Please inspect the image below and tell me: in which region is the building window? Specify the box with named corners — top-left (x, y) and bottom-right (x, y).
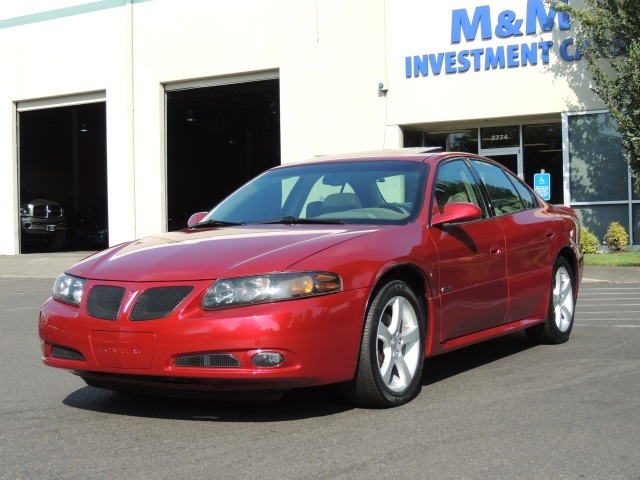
top-left (633, 205), bottom-right (640, 247)
top-left (566, 111), bottom-right (637, 247)
top-left (572, 204), bottom-right (630, 246)
top-left (523, 124), bottom-right (563, 205)
top-left (403, 130), bottom-right (424, 148)
top-left (568, 113), bottom-right (627, 203)
top-left (421, 129), bottom-right (478, 153)
top-left (480, 126), bottom-right (519, 149)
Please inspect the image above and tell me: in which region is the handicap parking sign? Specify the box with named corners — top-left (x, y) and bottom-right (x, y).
top-left (534, 172), bottom-right (551, 201)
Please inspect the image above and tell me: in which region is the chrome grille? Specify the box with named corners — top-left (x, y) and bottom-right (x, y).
top-left (32, 205), bottom-right (63, 219)
top-left (174, 354), bottom-right (241, 368)
top-left (86, 285), bottom-right (126, 320)
top-left (51, 346), bottom-right (86, 361)
top-left (130, 286), bottom-right (194, 321)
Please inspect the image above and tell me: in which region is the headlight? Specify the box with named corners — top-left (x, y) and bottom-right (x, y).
top-left (202, 272), bottom-right (342, 310)
top-left (52, 274), bottom-right (87, 307)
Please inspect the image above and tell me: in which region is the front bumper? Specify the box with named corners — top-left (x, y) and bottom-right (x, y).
top-left (39, 279), bottom-right (368, 392)
top-left (22, 219), bottom-right (67, 234)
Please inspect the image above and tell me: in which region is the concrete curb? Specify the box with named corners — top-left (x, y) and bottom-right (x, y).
top-left (582, 266), bottom-right (640, 284)
top-left (582, 277), bottom-right (612, 284)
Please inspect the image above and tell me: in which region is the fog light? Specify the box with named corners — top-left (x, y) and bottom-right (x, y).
top-left (251, 352), bottom-right (284, 367)
top-left (40, 340), bottom-right (46, 356)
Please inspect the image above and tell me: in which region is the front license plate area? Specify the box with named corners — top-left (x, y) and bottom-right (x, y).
top-left (90, 331), bottom-right (156, 369)
top-left (46, 225), bottom-right (56, 232)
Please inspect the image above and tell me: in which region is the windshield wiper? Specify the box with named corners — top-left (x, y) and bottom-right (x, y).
top-left (189, 219), bottom-right (246, 229)
top-left (262, 216), bottom-right (345, 225)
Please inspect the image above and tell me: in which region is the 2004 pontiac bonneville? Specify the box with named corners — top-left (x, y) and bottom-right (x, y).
top-left (39, 151), bottom-right (583, 407)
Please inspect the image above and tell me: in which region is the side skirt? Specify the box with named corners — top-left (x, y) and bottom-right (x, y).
top-left (427, 317), bottom-right (545, 357)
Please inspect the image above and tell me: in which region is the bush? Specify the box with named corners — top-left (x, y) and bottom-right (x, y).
top-left (580, 227), bottom-right (600, 254)
top-left (604, 222), bottom-right (629, 252)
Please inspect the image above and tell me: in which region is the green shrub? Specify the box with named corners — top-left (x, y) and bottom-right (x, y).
top-left (604, 222), bottom-right (629, 252)
top-left (580, 227), bottom-right (599, 254)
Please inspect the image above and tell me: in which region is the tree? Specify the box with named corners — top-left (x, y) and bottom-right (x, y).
top-left (551, 0), bottom-right (640, 192)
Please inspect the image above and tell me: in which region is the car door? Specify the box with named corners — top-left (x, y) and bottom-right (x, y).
top-left (470, 160), bottom-right (558, 323)
top-left (429, 159), bottom-right (508, 342)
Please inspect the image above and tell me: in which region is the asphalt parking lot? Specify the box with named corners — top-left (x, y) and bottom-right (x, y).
top-left (1, 253), bottom-right (639, 479)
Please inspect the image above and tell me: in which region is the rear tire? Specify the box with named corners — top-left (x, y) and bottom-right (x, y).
top-left (342, 280), bottom-right (425, 408)
top-left (526, 257), bottom-right (575, 344)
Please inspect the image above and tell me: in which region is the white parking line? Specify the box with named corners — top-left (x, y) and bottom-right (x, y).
top-left (577, 285), bottom-right (640, 328)
top-left (581, 289), bottom-right (640, 292)
top-left (580, 287), bottom-right (640, 290)
top-left (576, 324), bottom-right (640, 328)
top-left (4, 306), bottom-right (41, 312)
top-left (578, 304), bottom-right (640, 308)
top-left (585, 315), bottom-right (640, 323)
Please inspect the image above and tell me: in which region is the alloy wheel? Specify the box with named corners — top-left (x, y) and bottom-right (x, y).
top-left (376, 296), bottom-right (421, 392)
top-left (553, 265), bottom-right (574, 332)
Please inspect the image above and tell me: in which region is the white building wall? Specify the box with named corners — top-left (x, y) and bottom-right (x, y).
top-left (1, 0), bottom-right (388, 253)
top-left (0, 2), bottom-right (136, 254)
top-left (0, 0), bottom-right (605, 254)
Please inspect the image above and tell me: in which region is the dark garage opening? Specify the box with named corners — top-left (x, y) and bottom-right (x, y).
top-left (18, 102), bottom-right (108, 252)
top-left (166, 79), bottom-right (280, 230)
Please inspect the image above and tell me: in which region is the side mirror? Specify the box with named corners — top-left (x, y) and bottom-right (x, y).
top-left (431, 202), bottom-right (482, 227)
top-left (187, 212), bottom-right (208, 228)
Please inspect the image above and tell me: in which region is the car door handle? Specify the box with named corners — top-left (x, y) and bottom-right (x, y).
top-left (490, 244), bottom-right (503, 256)
top-left (545, 228), bottom-right (555, 239)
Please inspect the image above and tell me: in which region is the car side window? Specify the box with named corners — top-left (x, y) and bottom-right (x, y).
top-left (470, 160), bottom-right (524, 216)
top-left (434, 159), bottom-right (487, 217)
top-left (508, 173), bottom-right (537, 209)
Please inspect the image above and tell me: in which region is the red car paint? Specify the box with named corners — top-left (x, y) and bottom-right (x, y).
top-left (39, 152), bottom-right (583, 404)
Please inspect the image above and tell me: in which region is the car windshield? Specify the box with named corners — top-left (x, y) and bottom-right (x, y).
top-left (202, 160), bottom-right (428, 225)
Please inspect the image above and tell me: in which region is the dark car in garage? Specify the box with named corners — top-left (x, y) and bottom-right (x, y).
top-left (20, 190), bottom-right (67, 250)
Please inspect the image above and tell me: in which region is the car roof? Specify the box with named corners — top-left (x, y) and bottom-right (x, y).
top-left (315, 147), bottom-right (443, 160)
top-left (272, 148), bottom-right (488, 170)
top-left (272, 148), bottom-right (449, 169)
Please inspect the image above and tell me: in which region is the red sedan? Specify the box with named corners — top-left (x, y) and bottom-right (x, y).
top-left (39, 151), bottom-right (583, 407)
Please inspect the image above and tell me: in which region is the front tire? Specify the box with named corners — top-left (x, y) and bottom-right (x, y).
top-left (526, 257), bottom-right (575, 344)
top-left (343, 280), bottom-right (425, 408)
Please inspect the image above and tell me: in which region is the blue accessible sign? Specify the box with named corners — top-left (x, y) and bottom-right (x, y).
top-left (534, 172), bottom-right (551, 201)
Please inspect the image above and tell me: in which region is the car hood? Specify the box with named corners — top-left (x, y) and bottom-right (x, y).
top-left (67, 224), bottom-right (382, 282)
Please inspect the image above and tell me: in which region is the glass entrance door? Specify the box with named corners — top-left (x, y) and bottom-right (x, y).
top-left (479, 125), bottom-right (523, 178)
top-left (479, 148), bottom-right (523, 178)
top-left (484, 153), bottom-right (518, 175)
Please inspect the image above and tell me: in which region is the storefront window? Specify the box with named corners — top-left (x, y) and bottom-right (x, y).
top-left (423, 129), bottom-right (478, 153)
top-left (633, 205), bottom-right (640, 248)
top-left (480, 126), bottom-right (519, 149)
top-left (403, 130), bottom-right (424, 148)
top-left (523, 124), bottom-right (563, 205)
top-left (574, 204), bottom-right (629, 248)
top-left (569, 113), bottom-right (627, 202)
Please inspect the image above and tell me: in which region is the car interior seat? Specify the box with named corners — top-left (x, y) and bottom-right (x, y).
top-left (446, 191), bottom-right (469, 203)
top-left (305, 201), bottom-right (322, 217)
top-left (319, 192), bottom-right (362, 214)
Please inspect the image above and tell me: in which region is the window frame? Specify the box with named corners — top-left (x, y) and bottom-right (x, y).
top-left (430, 158), bottom-right (490, 224)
